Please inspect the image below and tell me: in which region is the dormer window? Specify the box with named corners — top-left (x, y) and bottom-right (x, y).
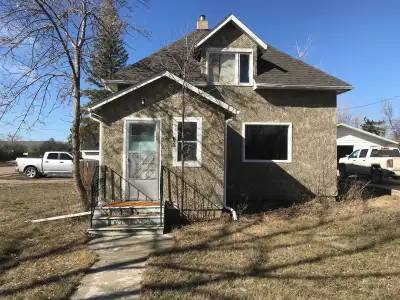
top-left (207, 48), bottom-right (253, 86)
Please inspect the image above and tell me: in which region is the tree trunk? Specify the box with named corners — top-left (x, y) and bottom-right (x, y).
top-left (72, 47), bottom-right (89, 211)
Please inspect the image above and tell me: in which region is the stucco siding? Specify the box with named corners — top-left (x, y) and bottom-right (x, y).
top-left (201, 24), bottom-right (338, 209)
top-left (98, 78), bottom-right (226, 208)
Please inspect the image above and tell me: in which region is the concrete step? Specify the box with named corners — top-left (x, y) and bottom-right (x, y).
top-left (93, 214), bottom-right (163, 226)
top-left (87, 225), bottom-right (164, 236)
top-left (96, 201), bottom-right (163, 216)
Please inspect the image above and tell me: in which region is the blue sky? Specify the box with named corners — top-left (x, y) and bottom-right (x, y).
top-left (1, 0), bottom-right (399, 141)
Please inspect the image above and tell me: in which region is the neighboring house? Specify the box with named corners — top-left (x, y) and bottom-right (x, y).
top-left (337, 123), bottom-right (399, 164)
top-left (88, 14), bottom-right (353, 213)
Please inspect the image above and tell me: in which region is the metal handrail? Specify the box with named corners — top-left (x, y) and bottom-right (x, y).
top-left (160, 165), bottom-right (221, 220)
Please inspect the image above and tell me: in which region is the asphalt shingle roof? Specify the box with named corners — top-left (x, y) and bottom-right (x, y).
top-left (111, 25), bottom-right (351, 90)
top-left (112, 30), bottom-right (209, 83)
top-left (256, 46), bottom-right (351, 87)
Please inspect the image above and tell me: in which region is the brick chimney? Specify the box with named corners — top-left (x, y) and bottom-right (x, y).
top-left (197, 15), bottom-right (208, 30)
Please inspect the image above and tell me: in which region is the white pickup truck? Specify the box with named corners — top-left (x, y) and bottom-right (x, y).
top-left (338, 147), bottom-right (400, 183)
top-left (15, 152), bottom-right (74, 178)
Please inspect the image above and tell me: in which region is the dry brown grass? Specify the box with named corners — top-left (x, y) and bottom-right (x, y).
top-left (142, 197), bottom-right (400, 300)
top-left (0, 182), bottom-right (96, 300)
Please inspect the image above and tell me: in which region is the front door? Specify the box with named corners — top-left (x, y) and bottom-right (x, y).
top-left (125, 119), bottom-right (160, 200)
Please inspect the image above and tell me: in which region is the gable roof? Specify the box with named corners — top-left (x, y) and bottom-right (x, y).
top-left (108, 15), bottom-right (352, 94)
top-left (195, 14), bottom-right (268, 50)
top-left (255, 46), bottom-right (353, 93)
top-left (89, 71), bottom-right (239, 115)
top-left (337, 123), bottom-right (399, 145)
top-left (108, 30), bottom-right (209, 83)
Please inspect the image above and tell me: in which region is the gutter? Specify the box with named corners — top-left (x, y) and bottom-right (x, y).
top-left (224, 118), bottom-right (238, 221)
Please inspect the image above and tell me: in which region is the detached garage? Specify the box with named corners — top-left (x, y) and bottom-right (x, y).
top-left (337, 123), bottom-right (399, 163)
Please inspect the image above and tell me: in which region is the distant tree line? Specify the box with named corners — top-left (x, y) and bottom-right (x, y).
top-left (0, 138), bottom-right (69, 162)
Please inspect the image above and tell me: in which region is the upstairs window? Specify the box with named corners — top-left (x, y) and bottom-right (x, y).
top-left (207, 49), bottom-right (253, 85)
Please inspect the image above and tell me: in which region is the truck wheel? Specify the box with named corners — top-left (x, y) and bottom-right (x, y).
top-left (339, 165), bottom-right (347, 179)
top-left (24, 166), bottom-right (38, 179)
top-left (371, 168), bottom-right (382, 184)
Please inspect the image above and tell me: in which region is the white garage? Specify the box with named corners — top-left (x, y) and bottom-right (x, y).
top-left (337, 123), bottom-right (399, 163)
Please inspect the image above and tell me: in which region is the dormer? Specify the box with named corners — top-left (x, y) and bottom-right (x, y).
top-left (195, 14), bottom-right (267, 87)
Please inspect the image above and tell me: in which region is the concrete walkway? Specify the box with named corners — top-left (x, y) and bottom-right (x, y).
top-left (71, 234), bottom-right (174, 300)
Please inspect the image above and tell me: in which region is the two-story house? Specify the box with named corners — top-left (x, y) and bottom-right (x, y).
top-left (88, 14), bottom-right (353, 233)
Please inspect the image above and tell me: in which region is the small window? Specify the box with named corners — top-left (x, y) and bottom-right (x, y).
top-left (60, 153), bottom-right (72, 160)
top-left (359, 149), bottom-right (368, 158)
top-left (173, 117), bottom-right (202, 167)
top-left (349, 150), bottom-right (360, 158)
top-left (243, 123), bottom-right (292, 162)
top-left (239, 54), bottom-right (250, 83)
top-left (207, 49), bottom-right (252, 85)
top-left (47, 153), bottom-right (58, 160)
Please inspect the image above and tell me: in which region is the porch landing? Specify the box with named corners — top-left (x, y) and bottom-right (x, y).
top-left (102, 201), bottom-right (160, 207)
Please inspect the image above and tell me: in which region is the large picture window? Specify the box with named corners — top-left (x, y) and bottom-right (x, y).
top-left (207, 48), bottom-right (253, 85)
top-left (243, 123), bottom-right (292, 162)
top-left (173, 117), bottom-right (202, 167)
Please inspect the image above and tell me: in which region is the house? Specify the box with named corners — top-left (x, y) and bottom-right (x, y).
top-left (88, 14), bottom-right (353, 231)
top-left (337, 123), bottom-right (399, 163)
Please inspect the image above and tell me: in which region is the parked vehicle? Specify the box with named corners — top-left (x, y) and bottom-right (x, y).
top-left (338, 147), bottom-right (400, 183)
top-left (15, 152), bottom-right (73, 178)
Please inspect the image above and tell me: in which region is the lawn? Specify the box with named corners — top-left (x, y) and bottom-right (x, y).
top-left (142, 196), bottom-right (400, 300)
top-left (0, 182), bottom-right (96, 300)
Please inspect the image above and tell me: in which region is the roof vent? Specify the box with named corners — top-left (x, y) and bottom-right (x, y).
top-left (197, 15), bottom-right (208, 30)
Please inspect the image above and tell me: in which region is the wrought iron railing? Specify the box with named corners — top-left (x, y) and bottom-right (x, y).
top-left (160, 165), bottom-right (221, 220)
top-left (90, 165), bottom-right (161, 227)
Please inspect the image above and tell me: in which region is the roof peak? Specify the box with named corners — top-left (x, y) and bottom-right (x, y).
top-left (196, 14), bottom-right (268, 50)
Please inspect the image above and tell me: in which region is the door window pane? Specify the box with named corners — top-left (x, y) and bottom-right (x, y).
top-left (239, 54), bottom-right (250, 83)
top-left (47, 153), bottom-right (58, 160)
top-left (245, 125), bottom-right (289, 161)
top-left (60, 153), bottom-right (72, 160)
top-left (129, 123), bottom-right (156, 151)
top-left (349, 150), bottom-right (360, 158)
top-left (359, 149), bottom-right (368, 158)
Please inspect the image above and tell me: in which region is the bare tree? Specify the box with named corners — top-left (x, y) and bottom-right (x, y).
top-left (0, 0), bottom-right (148, 210)
top-left (295, 35), bottom-right (312, 61)
top-left (382, 100), bottom-right (400, 141)
top-left (337, 108), bottom-right (353, 125)
top-left (160, 29), bottom-right (203, 210)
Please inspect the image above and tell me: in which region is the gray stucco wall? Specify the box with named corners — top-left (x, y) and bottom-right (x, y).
top-left (97, 78), bottom-right (226, 209)
top-left (200, 23), bottom-right (338, 210)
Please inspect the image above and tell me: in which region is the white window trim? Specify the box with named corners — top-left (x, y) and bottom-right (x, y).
top-left (242, 122), bottom-right (293, 163)
top-left (172, 117), bottom-right (202, 167)
top-left (206, 47), bottom-right (254, 87)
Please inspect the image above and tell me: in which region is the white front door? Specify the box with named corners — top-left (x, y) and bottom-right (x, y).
top-left (125, 119), bottom-right (160, 200)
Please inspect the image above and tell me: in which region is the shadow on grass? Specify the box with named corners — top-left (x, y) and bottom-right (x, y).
top-left (140, 205), bottom-right (400, 299)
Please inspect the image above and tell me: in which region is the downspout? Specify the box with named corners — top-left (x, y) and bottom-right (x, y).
top-left (224, 118), bottom-right (237, 221)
